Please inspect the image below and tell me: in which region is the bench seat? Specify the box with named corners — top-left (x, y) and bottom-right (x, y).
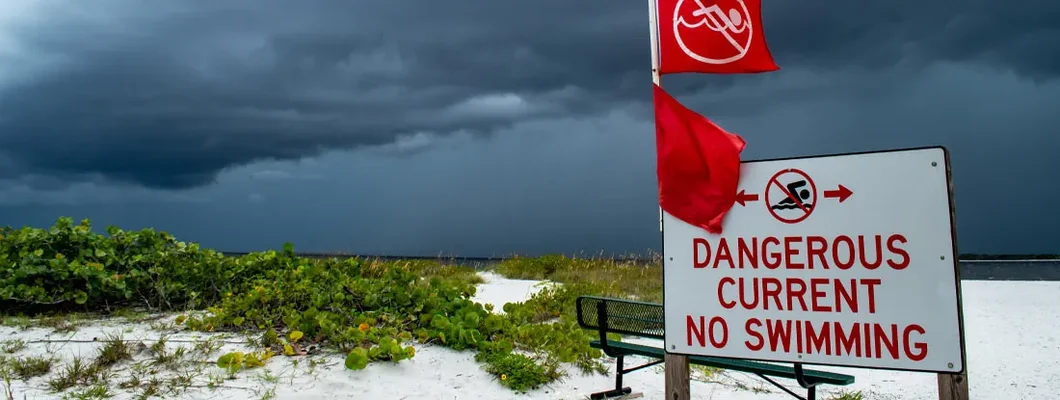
top-left (589, 339), bottom-right (855, 386)
top-left (575, 295), bottom-right (855, 400)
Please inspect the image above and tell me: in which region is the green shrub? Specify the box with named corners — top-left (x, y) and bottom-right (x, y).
top-left (0, 217), bottom-right (245, 311)
top-left (479, 350), bottom-right (560, 392)
top-left (0, 217), bottom-right (629, 392)
top-left (494, 254), bottom-right (662, 302)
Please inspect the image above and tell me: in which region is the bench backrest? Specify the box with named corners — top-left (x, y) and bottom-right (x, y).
top-left (576, 295), bottom-right (665, 340)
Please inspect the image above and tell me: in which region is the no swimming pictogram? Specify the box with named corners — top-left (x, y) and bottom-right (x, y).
top-left (765, 168), bottom-right (816, 224)
top-left (672, 0), bottom-right (754, 65)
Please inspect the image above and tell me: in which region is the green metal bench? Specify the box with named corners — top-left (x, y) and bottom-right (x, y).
top-left (575, 295), bottom-right (855, 400)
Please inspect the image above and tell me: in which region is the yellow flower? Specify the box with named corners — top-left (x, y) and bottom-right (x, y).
top-left (358, 323), bottom-right (369, 332)
top-left (501, 374), bottom-right (507, 381)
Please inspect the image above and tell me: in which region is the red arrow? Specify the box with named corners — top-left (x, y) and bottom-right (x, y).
top-left (823, 184), bottom-right (853, 203)
top-left (735, 190), bottom-right (759, 206)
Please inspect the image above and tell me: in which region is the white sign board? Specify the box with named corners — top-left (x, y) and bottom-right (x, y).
top-left (663, 146), bottom-right (966, 374)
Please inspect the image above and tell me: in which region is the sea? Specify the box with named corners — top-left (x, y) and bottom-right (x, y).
top-left (221, 252), bottom-right (1060, 281)
top-left (959, 260), bottom-right (1060, 281)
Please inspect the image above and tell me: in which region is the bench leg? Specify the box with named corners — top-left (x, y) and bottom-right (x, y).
top-left (590, 355), bottom-right (633, 400)
top-left (755, 373), bottom-right (817, 400)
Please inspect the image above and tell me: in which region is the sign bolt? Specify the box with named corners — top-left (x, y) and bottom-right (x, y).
top-left (948, 362), bottom-right (954, 368)
top-left (671, 345), bottom-right (675, 350)
top-left (941, 255), bottom-right (946, 260)
top-left (932, 161), bottom-right (937, 167)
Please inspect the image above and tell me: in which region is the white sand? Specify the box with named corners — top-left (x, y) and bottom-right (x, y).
top-left (1, 276), bottom-right (1057, 399)
top-left (470, 271), bottom-right (555, 314)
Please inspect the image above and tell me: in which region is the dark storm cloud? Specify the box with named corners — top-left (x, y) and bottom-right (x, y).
top-left (0, 0), bottom-right (1057, 189)
top-left (763, 0), bottom-right (1060, 79)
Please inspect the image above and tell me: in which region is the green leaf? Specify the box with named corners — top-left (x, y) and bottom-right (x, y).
top-left (344, 348), bottom-right (368, 370)
top-left (74, 291), bottom-right (88, 305)
top-left (430, 315), bottom-right (451, 330)
top-left (367, 346), bottom-right (382, 359)
top-left (217, 352), bottom-right (245, 370)
top-left (463, 312), bottom-right (481, 327)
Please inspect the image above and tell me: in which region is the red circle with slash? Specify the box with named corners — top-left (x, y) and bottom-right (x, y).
top-left (765, 168), bottom-right (817, 224)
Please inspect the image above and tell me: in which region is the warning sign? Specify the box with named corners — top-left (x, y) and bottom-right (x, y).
top-left (671, 0), bottom-right (754, 65)
top-left (662, 146), bottom-right (966, 374)
top-left (765, 168), bottom-right (818, 224)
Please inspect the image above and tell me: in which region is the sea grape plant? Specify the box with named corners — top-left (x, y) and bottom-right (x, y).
top-left (0, 217), bottom-right (607, 392)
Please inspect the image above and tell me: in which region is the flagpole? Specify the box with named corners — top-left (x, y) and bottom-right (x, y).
top-left (649, 0), bottom-right (663, 235)
top-left (649, 0), bottom-right (661, 87)
top-left (650, 0), bottom-right (691, 399)
top-left (649, 0), bottom-right (662, 236)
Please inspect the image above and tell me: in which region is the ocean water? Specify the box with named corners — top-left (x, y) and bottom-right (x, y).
top-left (222, 252), bottom-right (1060, 280)
top-left (959, 260), bottom-right (1060, 281)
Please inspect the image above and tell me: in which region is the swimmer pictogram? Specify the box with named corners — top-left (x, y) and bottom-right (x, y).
top-left (673, 0), bottom-right (754, 65)
top-left (762, 169), bottom-right (854, 224)
top-left (764, 168), bottom-right (817, 224)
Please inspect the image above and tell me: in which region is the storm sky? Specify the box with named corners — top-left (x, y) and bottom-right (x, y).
top-left (1, 0), bottom-right (1058, 256)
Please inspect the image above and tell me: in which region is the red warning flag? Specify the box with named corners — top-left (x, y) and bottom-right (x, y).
top-left (653, 83), bottom-right (745, 234)
top-left (656, 0), bottom-right (779, 74)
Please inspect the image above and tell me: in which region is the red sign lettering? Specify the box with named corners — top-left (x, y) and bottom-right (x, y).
top-left (691, 234), bottom-right (910, 270)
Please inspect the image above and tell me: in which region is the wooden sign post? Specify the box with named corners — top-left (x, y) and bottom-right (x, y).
top-left (938, 373), bottom-right (970, 400)
top-left (664, 353), bottom-right (690, 400)
top-left (938, 151), bottom-right (971, 400)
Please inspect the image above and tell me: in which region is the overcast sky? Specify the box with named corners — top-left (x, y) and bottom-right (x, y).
top-left (1, 0), bottom-right (1058, 256)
